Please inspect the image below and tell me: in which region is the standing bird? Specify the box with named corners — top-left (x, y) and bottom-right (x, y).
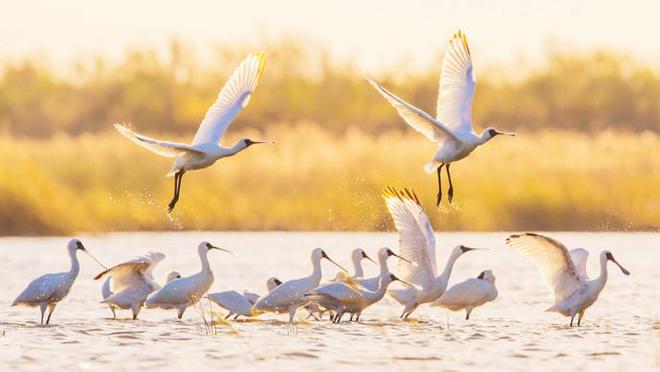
top-left (95, 252), bottom-right (178, 320)
top-left (506, 233), bottom-right (630, 327)
top-left (355, 247), bottom-right (413, 291)
top-left (306, 272), bottom-right (415, 323)
top-left (12, 239), bottom-right (106, 325)
top-left (432, 270), bottom-right (498, 320)
top-left (114, 52), bottom-right (273, 212)
top-left (366, 31), bottom-right (514, 205)
top-left (207, 277), bottom-right (282, 320)
top-left (252, 248), bottom-right (348, 323)
top-left (383, 187), bottom-right (482, 318)
top-left (348, 248), bottom-right (377, 279)
top-left (145, 242), bottom-right (232, 319)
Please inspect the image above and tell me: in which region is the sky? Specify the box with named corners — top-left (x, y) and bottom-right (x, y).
top-left (1, 0), bottom-right (659, 73)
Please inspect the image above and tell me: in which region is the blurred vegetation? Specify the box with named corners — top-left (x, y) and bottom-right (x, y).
top-left (0, 40), bottom-right (658, 234)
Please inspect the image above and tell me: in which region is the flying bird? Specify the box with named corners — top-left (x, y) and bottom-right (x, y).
top-left (12, 239), bottom-right (106, 325)
top-left (382, 187), bottom-right (482, 318)
top-left (506, 233), bottom-right (630, 327)
top-left (366, 31), bottom-right (514, 205)
top-left (432, 269), bottom-right (498, 320)
top-left (114, 52), bottom-right (273, 212)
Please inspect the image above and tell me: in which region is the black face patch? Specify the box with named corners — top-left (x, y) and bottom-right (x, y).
top-left (606, 252), bottom-right (614, 260)
top-left (76, 241), bottom-right (84, 250)
top-left (489, 129), bottom-right (498, 137)
top-left (477, 272), bottom-right (486, 280)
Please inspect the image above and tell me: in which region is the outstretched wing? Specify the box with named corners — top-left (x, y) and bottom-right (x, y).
top-left (569, 248), bottom-right (590, 280)
top-left (114, 124), bottom-right (203, 157)
top-left (366, 77), bottom-right (457, 143)
top-left (94, 252), bottom-right (165, 293)
top-left (383, 187), bottom-right (436, 288)
top-left (192, 52), bottom-right (266, 145)
top-left (506, 233), bottom-right (581, 303)
top-left (436, 30), bottom-right (476, 134)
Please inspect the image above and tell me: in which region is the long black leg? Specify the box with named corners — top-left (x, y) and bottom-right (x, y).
top-left (168, 171), bottom-right (185, 213)
top-left (436, 164), bottom-right (444, 206)
top-left (446, 163), bottom-right (454, 203)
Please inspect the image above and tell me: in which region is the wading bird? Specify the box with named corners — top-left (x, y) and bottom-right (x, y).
top-left (145, 242), bottom-right (232, 319)
top-left (432, 270), bottom-right (498, 320)
top-left (12, 239), bottom-right (106, 325)
top-left (252, 248), bottom-right (348, 322)
top-left (506, 233), bottom-right (630, 327)
top-left (114, 52), bottom-right (273, 212)
top-left (207, 277), bottom-right (282, 320)
top-left (307, 272), bottom-right (414, 323)
top-left (346, 248), bottom-right (376, 279)
top-left (355, 247), bottom-right (413, 291)
top-left (383, 187), bottom-right (482, 318)
top-left (366, 31), bottom-right (514, 205)
top-left (95, 252), bottom-right (180, 320)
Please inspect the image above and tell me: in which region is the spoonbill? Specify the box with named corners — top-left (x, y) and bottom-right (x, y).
top-left (252, 248), bottom-right (348, 322)
top-left (348, 248), bottom-right (377, 278)
top-left (145, 242), bottom-right (232, 319)
top-left (306, 272), bottom-right (414, 323)
top-left (102, 272), bottom-right (181, 318)
top-left (506, 233), bottom-right (630, 327)
top-left (207, 277), bottom-right (282, 320)
top-left (383, 187), bottom-right (482, 318)
top-left (114, 51), bottom-right (273, 212)
top-left (366, 31), bottom-right (514, 206)
top-left (432, 270), bottom-right (498, 320)
top-left (354, 247), bottom-right (413, 291)
top-left (11, 239), bottom-right (106, 325)
top-left (95, 252), bottom-right (177, 320)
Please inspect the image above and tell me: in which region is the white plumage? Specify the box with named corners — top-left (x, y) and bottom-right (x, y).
top-left (114, 52), bottom-right (273, 212)
top-left (506, 233), bottom-right (630, 326)
top-left (354, 247), bottom-right (412, 292)
top-left (207, 277), bottom-right (282, 319)
top-left (432, 270), bottom-right (498, 320)
top-left (367, 31), bottom-right (514, 205)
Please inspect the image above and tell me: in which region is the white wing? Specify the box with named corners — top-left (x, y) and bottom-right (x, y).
top-left (101, 277), bottom-right (113, 300)
top-left (207, 291), bottom-right (254, 316)
top-left (569, 248), bottom-right (590, 280)
top-left (192, 52), bottom-right (266, 145)
top-left (383, 187), bottom-right (436, 288)
top-left (506, 233), bottom-right (581, 303)
top-left (436, 31), bottom-right (476, 134)
top-left (432, 278), bottom-right (497, 308)
top-left (114, 124), bottom-right (203, 157)
top-left (12, 272), bottom-right (71, 305)
top-left (94, 252), bottom-right (165, 293)
top-left (310, 283), bottom-right (363, 305)
top-left (366, 77), bottom-right (457, 143)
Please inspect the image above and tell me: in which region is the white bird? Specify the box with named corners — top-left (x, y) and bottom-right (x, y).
top-left (506, 233), bottom-right (630, 327)
top-left (95, 252), bottom-right (179, 320)
top-left (12, 239), bottom-right (106, 325)
top-left (114, 52), bottom-right (273, 213)
top-left (383, 187), bottom-right (482, 318)
top-left (145, 242), bottom-right (232, 319)
top-left (432, 270), bottom-right (498, 320)
top-left (207, 277), bottom-right (282, 320)
top-left (252, 248), bottom-right (348, 322)
top-left (307, 272), bottom-right (414, 323)
top-left (367, 31), bottom-right (514, 206)
top-left (354, 247), bottom-right (413, 291)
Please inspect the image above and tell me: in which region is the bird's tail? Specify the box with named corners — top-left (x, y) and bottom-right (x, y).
top-left (424, 161), bottom-right (440, 174)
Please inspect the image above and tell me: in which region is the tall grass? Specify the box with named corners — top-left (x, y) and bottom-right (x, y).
top-left (0, 126), bottom-right (657, 235)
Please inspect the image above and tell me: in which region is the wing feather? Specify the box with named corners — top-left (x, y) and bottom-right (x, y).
top-left (506, 233), bottom-right (581, 303)
top-left (114, 124), bottom-right (203, 157)
top-left (207, 291), bottom-right (254, 316)
top-left (436, 30), bottom-right (476, 134)
top-left (569, 248), bottom-right (590, 280)
top-left (94, 252), bottom-right (165, 293)
top-left (192, 52), bottom-right (266, 145)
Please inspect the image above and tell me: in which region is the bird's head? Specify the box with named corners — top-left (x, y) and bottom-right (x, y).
top-left (480, 127), bottom-right (515, 141)
top-left (454, 244), bottom-right (486, 256)
top-left (166, 271), bottom-right (182, 282)
top-left (477, 269), bottom-right (496, 283)
top-left (198, 241), bottom-right (233, 255)
top-left (68, 238), bottom-right (107, 269)
top-left (312, 248), bottom-right (349, 273)
top-left (266, 277), bottom-right (283, 291)
top-left (241, 138), bottom-right (275, 148)
top-left (603, 251), bottom-right (630, 276)
top-left (354, 248), bottom-right (376, 265)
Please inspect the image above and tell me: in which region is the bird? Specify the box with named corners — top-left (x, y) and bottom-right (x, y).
top-left (114, 51), bottom-right (273, 213)
top-left (432, 270), bottom-right (498, 320)
top-left (207, 277), bottom-right (282, 320)
top-left (145, 242), bottom-right (232, 319)
top-left (11, 239), bottom-right (106, 325)
top-left (382, 187), bottom-right (483, 319)
top-left (95, 252), bottom-right (178, 320)
top-left (306, 272), bottom-right (415, 323)
top-left (366, 31), bottom-right (515, 206)
top-left (506, 233), bottom-right (630, 327)
top-left (252, 248), bottom-right (348, 322)
top-left (354, 247), bottom-right (413, 292)
top-left (347, 248), bottom-right (377, 279)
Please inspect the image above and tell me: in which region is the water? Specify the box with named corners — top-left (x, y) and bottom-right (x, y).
top-left (1, 232), bottom-right (658, 371)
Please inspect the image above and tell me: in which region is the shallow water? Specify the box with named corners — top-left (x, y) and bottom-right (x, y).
top-left (1, 232), bottom-right (658, 371)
